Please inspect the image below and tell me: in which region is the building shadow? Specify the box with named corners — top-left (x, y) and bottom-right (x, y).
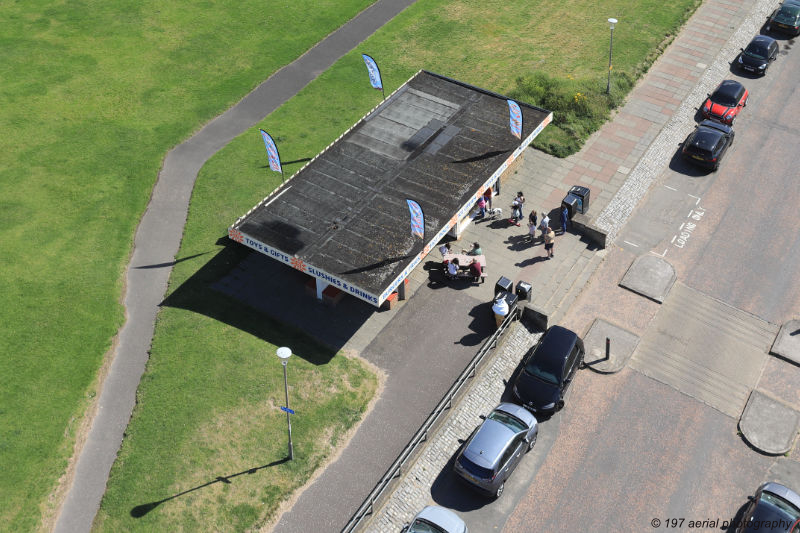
top-left (130, 456), bottom-right (289, 518)
top-left (160, 239), bottom-right (377, 360)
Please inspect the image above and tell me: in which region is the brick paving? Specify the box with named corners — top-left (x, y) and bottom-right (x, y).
top-left (358, 0), bottom-right (777, 529)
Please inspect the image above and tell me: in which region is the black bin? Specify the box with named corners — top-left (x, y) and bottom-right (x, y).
top-left (568, 185), bottom-right (590, 214)
top-left (495, 276), bottom-right (513, 296)
top-left (515, 281), bottom-right (532, 303)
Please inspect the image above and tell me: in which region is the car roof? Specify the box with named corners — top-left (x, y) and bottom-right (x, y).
top-left (750, 34), bottom-right (777, 45)
top-left (529, 326), bottom-right (580, 377)
top-left (414, 506), bottom-right (466, 532)
top-left (464, 418), bottom-right (516, 469)
top-left (711, 80), bottom-right (745, 101)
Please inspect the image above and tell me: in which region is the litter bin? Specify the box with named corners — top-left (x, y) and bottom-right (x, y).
top-left (492, 290), bottom-right (519, 327)
top-left (515, 281), bottom-right (532, 303)
top-left (568, 185), bottom-right (590, 214)
top-left (495, 276), bottom-right (513, 296)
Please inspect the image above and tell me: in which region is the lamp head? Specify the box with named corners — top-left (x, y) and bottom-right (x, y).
top-left (608, 18), bottom-right (617, 29)
top-left (276, 347), bottom-right (292, 365)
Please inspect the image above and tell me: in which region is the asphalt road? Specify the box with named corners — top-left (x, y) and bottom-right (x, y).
top-left (618, 33), bottom-right (800, 325)
top-left (506, 27), bottom-right (800, 533)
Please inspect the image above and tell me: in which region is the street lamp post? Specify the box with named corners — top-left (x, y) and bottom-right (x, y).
top-left (276, 346), bottom-right (294, 460)
top-left (606, 18), bottom-right (618, 95)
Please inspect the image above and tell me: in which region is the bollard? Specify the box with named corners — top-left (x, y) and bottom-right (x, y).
top-left (605, 337), bottom-right (610, 361)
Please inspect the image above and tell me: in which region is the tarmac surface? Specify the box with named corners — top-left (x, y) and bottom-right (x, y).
top-left (53, 0), bottom-right (800, 531)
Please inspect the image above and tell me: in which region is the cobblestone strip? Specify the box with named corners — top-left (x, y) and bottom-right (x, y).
top-left (364, 322), bottom-right (542, 533)
top-left (594, 0), bottom-right (775, 243)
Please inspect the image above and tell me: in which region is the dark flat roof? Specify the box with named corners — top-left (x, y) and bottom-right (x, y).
top-left (230, 70), bottom-right (551, 306)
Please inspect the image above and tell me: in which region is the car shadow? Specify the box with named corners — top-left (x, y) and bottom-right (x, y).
top-left (667, 146), bottom-right (714, 177)
top-left (430, 449), bottom-right (496, 511)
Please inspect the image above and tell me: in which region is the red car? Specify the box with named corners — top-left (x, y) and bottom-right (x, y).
top-left (701, 80), bottom-right (748, 125)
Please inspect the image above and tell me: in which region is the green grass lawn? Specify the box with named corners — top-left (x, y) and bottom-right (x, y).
top-left (0, 1), bottom-right (376, 531)
top-left (94, 0), bottom-right (700, 531)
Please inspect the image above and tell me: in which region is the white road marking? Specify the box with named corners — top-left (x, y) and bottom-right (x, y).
top-left (687, 194), bottom-right (701, 205)
top-left (623, 240), bottom-right (640, 247)
top-left (664, 185), bottom-right (677, 191)
top-left (650, 249), bottom-right (668, 257)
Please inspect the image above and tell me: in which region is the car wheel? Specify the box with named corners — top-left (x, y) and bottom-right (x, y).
top-left (527, 433), bottom-right (537, 452)
top-left (495, 482), bottom-right (505, 499)
top-left (557, 399), bottom-right (565, 411)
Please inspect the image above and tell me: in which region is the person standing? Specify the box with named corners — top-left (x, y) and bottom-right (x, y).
top-left (527, 210), bottom-right (538, 243)
top-left (477, 195), bottom-right (486, 218)
top-left (543, 225), bottom-right (555, 258)
top-left (483, 188), bottom-right (493, 211)
top-left (515, 192), bottom-right (525, 225)
top-left (560, 205), bottom-right (569, 235)
top-left (539, 212), bottom-right (550, 241)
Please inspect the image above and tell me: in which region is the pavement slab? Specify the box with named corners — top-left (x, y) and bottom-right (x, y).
top-left (583, 318), bottom-right (640, 374)
top-left (619, 255), bottom-right (676, 303)
top-left (770, 320), bottom-right (800, 368)
top-left (740, 390), bottom-right (800, 455)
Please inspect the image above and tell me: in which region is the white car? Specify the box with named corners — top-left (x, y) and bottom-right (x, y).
top-left (403, 505), bottom-right (467, 533)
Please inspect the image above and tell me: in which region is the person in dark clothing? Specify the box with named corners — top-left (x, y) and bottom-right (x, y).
top-left (469, 258), bottom-right (482, 282)
top-left (560, 205), bottom-right (569, 235)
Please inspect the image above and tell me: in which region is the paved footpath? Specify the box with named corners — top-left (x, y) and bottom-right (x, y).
top-left (53, 2), bottom-right (419, 532)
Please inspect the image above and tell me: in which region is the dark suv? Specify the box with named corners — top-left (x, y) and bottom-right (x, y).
top-left (511, 326), bottom-right (584, 414)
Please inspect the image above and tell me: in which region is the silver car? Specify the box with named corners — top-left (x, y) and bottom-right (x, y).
top-left (403, 505), bottom-right (467, 533)
top-left (453, 402), bottom-right (538, 498)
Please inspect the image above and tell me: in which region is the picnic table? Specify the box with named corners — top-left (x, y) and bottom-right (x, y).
top-left (442, 253), bottom-right (487, 281)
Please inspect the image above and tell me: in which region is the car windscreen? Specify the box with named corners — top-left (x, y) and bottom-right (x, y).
top-left (524, 358), bottom-right (559, 385)
top-left (744, 42), bottom-right (769, 60)
top-left (409, 519), bottom-right (447, 533)
top-left (458, 455), bottom-right (494, 479)
top-left (759, 491), bottom-right (800, 521)
top-left (488, 410), bottom-right (528, 432)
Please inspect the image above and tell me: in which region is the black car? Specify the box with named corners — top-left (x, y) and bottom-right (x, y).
top-left (738, 35), bottom-right (779, 75)
top-left (736, 482), bottom-right (800, 532)
top-left (767, 1), bottom-right (800, 36)
top-left (511, 326), bottom-right (584, 414)
top-left (681, 119), bottom-right (734, 171)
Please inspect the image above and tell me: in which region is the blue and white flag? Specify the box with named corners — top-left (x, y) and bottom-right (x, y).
top-left (259, 129), bottom-right (282, 173)
top-left (361, 54), bottom-right (383, 91)
top-left (507, 99), bottom-right (522, 139)
top-left (406, 199), bottom-right (424, 240)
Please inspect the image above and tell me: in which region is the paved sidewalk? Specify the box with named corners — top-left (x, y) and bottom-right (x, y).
top-left (356, 0), bottom-right (779, 529)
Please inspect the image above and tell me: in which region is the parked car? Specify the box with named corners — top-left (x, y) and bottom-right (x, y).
top-left (738, 35), bottom-right (779, 75)
top-left (701, 80), bottom-right (748, 125)
top-left (453, 403), bottom-right (539, 498)
top-left (681, 119), bottom-right (735, 171)
top-left (767, 2), bottom-right (800, 36)
top-left (403, 506), bottom-right (467, 533)
top-left (511, 325), bottom-right (584, 414)
top-left (736, 482), bottom-right (800, 532)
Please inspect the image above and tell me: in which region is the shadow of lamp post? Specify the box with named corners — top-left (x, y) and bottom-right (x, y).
top-left (606, 18), bottom-right (618, 95)
top-left (277, 346), bottom-right (294, 460)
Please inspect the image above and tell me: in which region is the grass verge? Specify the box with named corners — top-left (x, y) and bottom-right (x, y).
top-left (0, 1), bottom-right (376, 531)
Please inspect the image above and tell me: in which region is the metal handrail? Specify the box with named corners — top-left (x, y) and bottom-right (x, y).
top-left (341, 306), bottom-right (520, 533)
